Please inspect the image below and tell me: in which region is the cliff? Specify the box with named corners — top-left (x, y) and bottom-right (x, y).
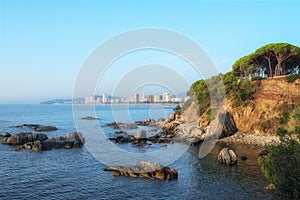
top-left (190, 77), bottom-right (300, 135)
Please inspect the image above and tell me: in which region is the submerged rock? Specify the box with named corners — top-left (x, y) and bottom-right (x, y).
top-left (104, 122), bottom-right (138, 130)
top-left (218, 148), bottom-right (238, 165)
top-left (81, 116), bottom-right (100, 120)
top-left (15, 124), bottom-right (58, 132)
top-left (104, 162), bottom-right (178, 180)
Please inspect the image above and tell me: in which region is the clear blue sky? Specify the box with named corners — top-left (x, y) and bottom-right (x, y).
top-left (0, 0), bottom-right (299, 103)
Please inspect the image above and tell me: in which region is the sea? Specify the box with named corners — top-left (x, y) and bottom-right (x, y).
top-left (0, 104), bottom-right (276, 199)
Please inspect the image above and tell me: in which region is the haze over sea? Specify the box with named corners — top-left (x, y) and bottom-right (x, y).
top-left (0, 104), bottom-right (275, 199)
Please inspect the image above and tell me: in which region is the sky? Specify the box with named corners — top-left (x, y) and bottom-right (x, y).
top-left (0, 0), bottom-right (299, 103)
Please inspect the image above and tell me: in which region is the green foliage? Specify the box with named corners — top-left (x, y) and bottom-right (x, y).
top-left (279, 112), bottom-right (290, 125)
top-left (287, 73), bottom-right (300, 83)
top-left (232, 79), bottom-right (256, 107)
top-left (259, 108), bottom-right (300, 199)
top-left (276, 127), bottom-right (289, 137)
top-left (205, 107), bottom-right (216, 123)
top-left (173, 105), bottom-right (181, 114)
top-left (258, 140), bottom-right (300, 199)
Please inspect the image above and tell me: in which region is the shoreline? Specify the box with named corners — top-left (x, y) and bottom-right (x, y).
top-left (217, 132), bottom-right (280, 147)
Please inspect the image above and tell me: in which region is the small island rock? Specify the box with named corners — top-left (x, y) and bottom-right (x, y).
top-left (218, 148), bottom-right (238, 165)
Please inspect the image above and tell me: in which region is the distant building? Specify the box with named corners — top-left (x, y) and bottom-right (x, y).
top-left (139, 92), bottom-right (145, 102)
top-left (146, 95), bottom-right (154, 103)
top-left (153, 94), bottom-right (161, 103)
top-left (171, 97), bottom-right (183, 103)
top-left (162, 93), bottom-right (171, 102)
top-left (102, 93), bottom-right (108, 103)
top-left (85, 96), bottom-right (95, 104)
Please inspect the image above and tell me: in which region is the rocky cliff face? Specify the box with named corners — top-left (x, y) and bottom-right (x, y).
top-left (187, 77), bottom-right (300, 135)
top-left (227, 77), bottom-right (299, 135)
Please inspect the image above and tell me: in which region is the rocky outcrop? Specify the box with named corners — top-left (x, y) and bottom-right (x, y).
top-left (109, 130), bottom-right (174, 145)
top-left (218, 111), bottom-right (237, 138)
top-left (1, 132), bottom-right (48, 145)
top-left (104, 122), bottom-right (138, 130)
top-left (0, 132), bottom-right (11, 137)
top-left (81, 116), bottom-right (100, 120)
top-left (104, 162), bottom-right (178, 180)
top-left (3, 132), bottom-right (84, 152)
top-left (135, 118), bottom-right (156, 126)
top-left (15, 124), bottom-right (58, 132)
top-left (218, 148), bottom-right (238, 165)
top-left (227, 78), bottom-right (300, 135)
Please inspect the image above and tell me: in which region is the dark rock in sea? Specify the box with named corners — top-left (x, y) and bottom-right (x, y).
top-left (104, 162), bottom-right (178, 180)
top-left (218, 148), bottom-right (238, 165)
top-left (135, 118), bottom-right (155, 126)
top-left (104, 122), bottom-right (138, 130)
top-left (15, 124), bottom-right (58, 132)
top-left (12, 132), bottom-right (85, 152)
top-left (240, 155), bottom-right (248, 161)
top-left (0, 132), bottom-right (11, 137)
top-left (81, 116), bottom-right (101, 120)
top-left (41, 132), bottom-right (85, 150)
top-left (1, 132), bottom-right (48, 145)
top-left (114, 130), bottom-right (127, 134)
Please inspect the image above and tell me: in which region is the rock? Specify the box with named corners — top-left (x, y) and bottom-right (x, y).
top-left (240, 156), bottom-right (248, 161)
top-left (1, 132), bottom-right (48, 145)
top-left (114, 130), bottom-right (127, 134)
top-left (135, 130), bottom-right (147, 139)
top-left (0, 132), bottom-right (11, 137)
top-left (15, 124), bottom-right (58, 132)
top-left (31, 141), bottom-right (43, 152)
top-left (104, 162), bottom-right (178, 180)
top-left (265, 183), bottom-right (276, 190)
top-left (81, 116), bottom-right (100, 120)
top-left (135, 118), bottom-right (155, 126)
top-left (218, 111), bottom-right (237, 138)
top-left (34, 126), bottom-right (58, 132)
top-left (41, 132), bottom-right (85, 150)
top-left (218, 148), bottom-right (238, 165)
top-left (104, 122), bottom-right (138, 130)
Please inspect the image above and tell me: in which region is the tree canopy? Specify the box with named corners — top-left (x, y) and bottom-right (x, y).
top-left (233, 43), bottom-right (300, 78)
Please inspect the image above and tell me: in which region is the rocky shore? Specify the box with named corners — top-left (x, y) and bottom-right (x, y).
top-left (1, 131), bottom-right (85, 152)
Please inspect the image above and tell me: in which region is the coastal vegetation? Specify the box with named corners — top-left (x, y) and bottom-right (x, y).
top-left (258, 106), bottom-right (300, 199)
top-left (184, 42), bottom-right (300, 198)
top-left (185, 42), bottom-right (300, 118)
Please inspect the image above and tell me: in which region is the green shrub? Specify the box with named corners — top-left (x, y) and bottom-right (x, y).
top-left (173, 105), bottom-right (181, 114)
top-left (286, 73), bottom-right (300, 83)
top-left (258, 139), bottom-right (300, 199)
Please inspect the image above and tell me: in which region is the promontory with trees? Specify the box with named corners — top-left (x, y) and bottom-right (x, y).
top-left (181, 42), bottom-right (300, 199)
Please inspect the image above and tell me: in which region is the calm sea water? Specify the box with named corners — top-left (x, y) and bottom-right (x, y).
top-left (0, 104), bottom-right (276, 199)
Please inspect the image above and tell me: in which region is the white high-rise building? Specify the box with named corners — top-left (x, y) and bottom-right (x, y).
top-left (102, 93), bottom-right (108, 103)
top-left (138, 92), bottom-right (145, 102)
top-left (153, 94), bottom-right (161, 103)
top-left (163, 93), bottom-right (171, 102)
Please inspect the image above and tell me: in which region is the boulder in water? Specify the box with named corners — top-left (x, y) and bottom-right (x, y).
top-left (218, 148), bottom-right (237, 165)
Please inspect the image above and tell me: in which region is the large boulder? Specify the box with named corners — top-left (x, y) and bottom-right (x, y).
top-left (104, 162), bottom-right (178, 180)
top-left (41, 132), bottom-right (85, 150)
top-left (218, 148), bottom-right (238, 165)
top-left (1, 132), bottom-right (48, 145)
top-left (218, 111), bottom-right (237, 138)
